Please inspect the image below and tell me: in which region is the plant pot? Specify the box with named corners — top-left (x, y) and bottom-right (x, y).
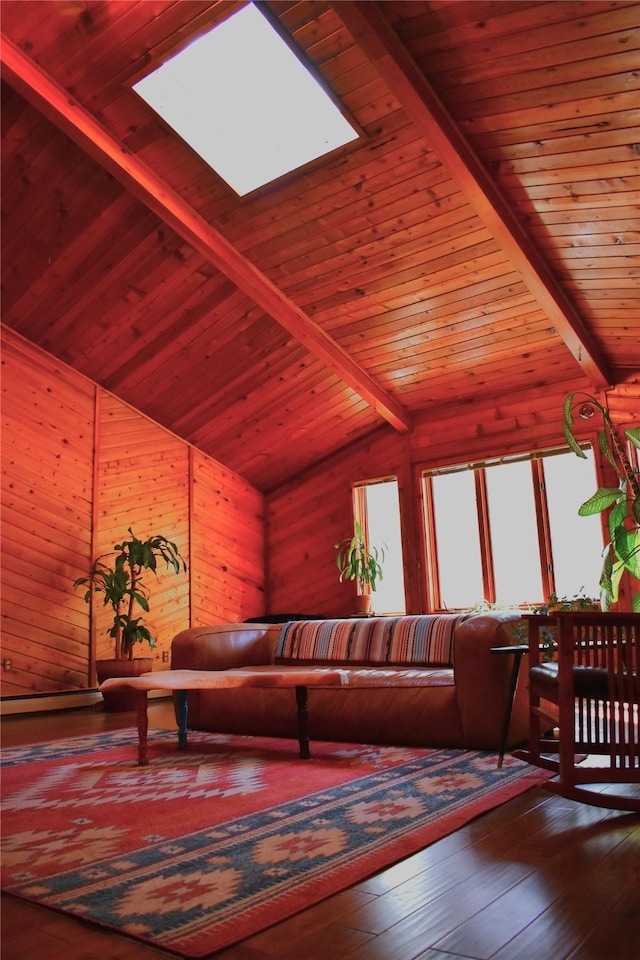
top-left (354, 594), bottom-right (372, 616)
top-left (95, 658), bottom-right (153, 712)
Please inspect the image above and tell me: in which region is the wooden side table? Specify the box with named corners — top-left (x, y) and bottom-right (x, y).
top-left (490, 644), bottom-right (528, 767)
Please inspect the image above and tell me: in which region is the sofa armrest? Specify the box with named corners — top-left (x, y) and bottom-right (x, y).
top-left (171, 623), bottom-right (281, 671)
top-left (453, 612), bottom-right (524, 748)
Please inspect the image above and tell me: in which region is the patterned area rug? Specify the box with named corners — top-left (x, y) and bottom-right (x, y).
top-left (1, 729), bottom-right (550, 957)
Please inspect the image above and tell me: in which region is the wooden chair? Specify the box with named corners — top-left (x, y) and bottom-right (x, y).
top-left (515, 611), bottom-right (640, 812)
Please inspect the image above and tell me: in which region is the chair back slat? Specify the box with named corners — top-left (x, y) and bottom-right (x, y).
top-left (563, 614), bottom-right (639, 769)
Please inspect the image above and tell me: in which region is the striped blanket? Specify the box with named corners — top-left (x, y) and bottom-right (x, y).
top-left (276, 615), bottom-right (472, 667)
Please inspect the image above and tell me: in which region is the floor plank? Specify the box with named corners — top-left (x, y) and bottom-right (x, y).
top-left (1, 702), bottom-right (638, 960)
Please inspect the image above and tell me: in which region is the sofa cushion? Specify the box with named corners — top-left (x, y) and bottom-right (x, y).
top-left (276, 614), bottom-right (472, 667)
top-left (276, 618), bottom-right (391, 664)
top-left (342, 666), bottom-right (455, 687)
top-left (386, 614), bottom-right (472, 666)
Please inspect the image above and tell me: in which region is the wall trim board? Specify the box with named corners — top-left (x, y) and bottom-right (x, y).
top-left (0, 689), bottom-right (171, 716)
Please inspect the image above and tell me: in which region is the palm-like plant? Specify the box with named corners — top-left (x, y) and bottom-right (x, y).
top-left (335, 520), bottom-right (385, 593)
top-left (74, 528), bottom-right (187, 659)
top-left (563, 392), bottom-right (640, 611)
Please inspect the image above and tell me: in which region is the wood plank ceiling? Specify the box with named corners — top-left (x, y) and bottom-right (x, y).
top-left (1, 0), bottom-right (638, 492)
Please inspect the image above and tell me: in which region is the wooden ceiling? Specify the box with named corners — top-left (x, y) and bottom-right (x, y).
top-left (2, 1), bottom-right (638, 492)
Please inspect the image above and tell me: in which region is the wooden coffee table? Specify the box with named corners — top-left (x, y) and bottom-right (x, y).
top-left (100, 666), bottom-right (349, 765)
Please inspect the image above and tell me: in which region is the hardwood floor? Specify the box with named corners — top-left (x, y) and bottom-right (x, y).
top-left (2, 702), bottom-right (639, 960)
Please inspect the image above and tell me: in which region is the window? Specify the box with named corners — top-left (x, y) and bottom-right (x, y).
top-left (485, 458), bottom-right (543, 605)
top-left (132, 2), bottom-right (359, 196)
top-left (543, 451), bottom-right (603, 598)
top-left (354, 478), bottom-right (406, 614)
top-left (423, 448), bottom-right (603, 609)
top-left (430, 469), bottom-right (483, 608)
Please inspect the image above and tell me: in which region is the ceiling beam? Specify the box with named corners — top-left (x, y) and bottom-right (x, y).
top-left (0, 35), bottom-right (412, 434)
top-left (334, 1), bottom-right (613, 390)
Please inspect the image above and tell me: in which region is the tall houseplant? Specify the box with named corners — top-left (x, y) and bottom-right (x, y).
top-left (335, 520), bottom-right (385, 614)
top-left (563, 392), bottom-right (640, 611)
top-left (74, 528), bottom-right (187, 659)
top-left (74, 528), bottom-right (187, 710)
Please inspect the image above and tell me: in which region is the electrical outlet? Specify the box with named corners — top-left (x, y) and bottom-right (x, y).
top-left (162, 651), bottom-right (169, 663)
top-left (2, 659), bottom-right (12, 671)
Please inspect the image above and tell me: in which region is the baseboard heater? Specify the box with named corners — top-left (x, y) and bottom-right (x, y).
top-left (0, 688), bottom-right (170, 716)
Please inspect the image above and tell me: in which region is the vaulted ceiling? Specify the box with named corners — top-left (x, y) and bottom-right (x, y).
top-left (2, 1), bottom-right (638, 492)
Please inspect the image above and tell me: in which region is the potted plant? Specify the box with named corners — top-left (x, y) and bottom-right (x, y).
top-left (74, 528), bottom-right (187, 710)
top-left (335, 520), bottom-right (385, 615)
top-left (513, 590), bottom-right (600, 661)
top-left (563, 392), bottom-right (640, 611)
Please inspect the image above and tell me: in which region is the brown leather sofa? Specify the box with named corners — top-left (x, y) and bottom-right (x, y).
top-left (170, 612), bottom-right (529, 750)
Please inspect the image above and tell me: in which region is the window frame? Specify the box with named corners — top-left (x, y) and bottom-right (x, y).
top-left (422, 444), bottom-right (596, 611)
top-left (351, 475), bottom-right (406, 615)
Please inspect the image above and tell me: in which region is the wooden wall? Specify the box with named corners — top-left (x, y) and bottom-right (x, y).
top-left (191, 450), bottom-right (265, 625)
top-left (1, 327), bottom-right (265, 700)
top-left (267, 378), bottom-right (640, 618)
top-left (93, 392), bottom-right (191, 668)
top-left (1, 331), bottom-right (95, 695)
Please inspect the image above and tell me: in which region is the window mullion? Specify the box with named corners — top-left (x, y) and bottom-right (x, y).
top-left (532, 458), bottom-right (554, 601)
top-left (475, 469), bottom-right (495, 603)
top-left (353, 485), bottom-right (368, 542)
top-left (422, 475), bottom-right (441, 610)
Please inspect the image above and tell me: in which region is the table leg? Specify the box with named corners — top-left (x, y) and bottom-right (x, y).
top-left (176, 690), bottom-right (188, 750)
top-left (497, 650), bottom-right (526, 768)
top-left (295, 685), bottom-right (310, 759)
top-left (135, 690), bottom-right (149, 766)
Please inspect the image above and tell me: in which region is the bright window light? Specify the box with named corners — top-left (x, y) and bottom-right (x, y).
top-left (432, 470), bottom-right (484, 609)
top-left (543, 449), bottom-right (602, 599)
top-left (356, 478), bottom-right (406, 615)
top-left (133, 2), bottom-right (359, 196)
top-left (485, 459), bottom-right (543, 605)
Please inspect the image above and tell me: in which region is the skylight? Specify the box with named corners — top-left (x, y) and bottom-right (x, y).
top-left (133, 2), bottom-right (359, 196)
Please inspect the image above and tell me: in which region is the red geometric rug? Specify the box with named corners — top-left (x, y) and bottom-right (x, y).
top-left (1, 729), bottom-right (551, 957)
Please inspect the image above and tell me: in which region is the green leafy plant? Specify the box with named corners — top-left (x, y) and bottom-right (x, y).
top-left (513, 590), bottom-right (600, 660)
top-left (74, 528), bottom-right (187, 659)
top-left (335, 520), bottom-right (385, 593)
top-left (477, 592), bottom-right (598, 660)
top-left (512, 619), bottom-right (558, 661)
top-left (563, 392), bottom-right (640, 611)
top-left (544, 590), bottom-right (600, 613)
